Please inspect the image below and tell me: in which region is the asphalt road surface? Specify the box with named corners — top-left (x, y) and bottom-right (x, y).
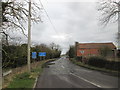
top-left (35, 57), bottom-right (119, 88)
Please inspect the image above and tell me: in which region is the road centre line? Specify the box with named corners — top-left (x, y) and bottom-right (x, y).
top-left (70, 73), bottom-right (101, 88)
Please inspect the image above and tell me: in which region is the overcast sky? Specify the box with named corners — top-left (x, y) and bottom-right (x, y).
top-left (9, 0), bottom-right (118, 54)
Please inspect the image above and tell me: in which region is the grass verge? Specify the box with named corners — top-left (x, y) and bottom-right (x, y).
top-left (70, 58), bottom-right (120, 77)
top-left (3, 59), bottom-right (55, 89)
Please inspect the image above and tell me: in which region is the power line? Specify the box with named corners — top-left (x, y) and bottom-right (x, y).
top-left (38, 0), bottom-right (72, 50)
top-left (39, 0), bottom-right (59, 35)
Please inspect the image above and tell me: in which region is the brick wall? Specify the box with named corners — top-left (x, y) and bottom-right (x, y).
top-left (77, 49), bottom-right (99, 56)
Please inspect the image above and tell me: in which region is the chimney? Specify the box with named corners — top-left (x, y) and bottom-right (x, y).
top-left (75, 42), bottom-right (79, 57)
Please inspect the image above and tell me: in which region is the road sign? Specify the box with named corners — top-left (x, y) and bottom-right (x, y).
top-left (32, 52), bottom-right (37, 59)
top-left (39, 52), bottom-right (46, 56)
top-left (80, 50), bottom-right (84, 54)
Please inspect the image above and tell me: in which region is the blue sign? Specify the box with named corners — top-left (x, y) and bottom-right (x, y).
top-left (32, 52), bottom-right (37, 59)
top-left (39, 52), bottom-right (46, 56)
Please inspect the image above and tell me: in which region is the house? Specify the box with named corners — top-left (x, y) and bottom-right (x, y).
top-left (75, 42), bottom-right (117, 57)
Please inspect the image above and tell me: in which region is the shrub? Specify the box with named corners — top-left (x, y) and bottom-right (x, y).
top-left (88, 56), bottom-right (107, 68)
top-left (75, 56), bottom-right (82, 62)
top-left (87, 56), bottom-right (120, 71)
top-left (105, 61), bottom-right (120, 71)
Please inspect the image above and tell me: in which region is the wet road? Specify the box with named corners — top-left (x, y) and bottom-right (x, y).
top-left (35, 57), bottom-right (119, 88)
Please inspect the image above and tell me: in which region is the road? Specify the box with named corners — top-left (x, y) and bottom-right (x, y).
top-left (35, 57), bottom-right (119, 88)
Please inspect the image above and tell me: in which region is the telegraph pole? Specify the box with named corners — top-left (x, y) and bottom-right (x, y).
top-left (118, 1), bottom-right (120, 50)
top-left (0, 1), bottom-right (2, 89)
top-left (27, 0), bottom-right (31, 72)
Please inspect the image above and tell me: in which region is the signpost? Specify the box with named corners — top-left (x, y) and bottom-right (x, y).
top-left (32, 52), bottom-right (37, 59)
top-left (39, 52), bottom-right (46, 56)
top-left (38, 52), bottom-right (46, 60)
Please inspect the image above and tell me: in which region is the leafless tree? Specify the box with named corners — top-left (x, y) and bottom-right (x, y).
top-left (2, 0), bottom-right (43, 38)
top-left (98, 0), bottom-right (120, 26)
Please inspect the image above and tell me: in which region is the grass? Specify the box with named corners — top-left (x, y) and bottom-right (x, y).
top-left (70, 58), bottom-right (120, 77)
top-left (3, 59), bottom-right (55, 89)
top-left (7, 72), bottom-right (35, 88)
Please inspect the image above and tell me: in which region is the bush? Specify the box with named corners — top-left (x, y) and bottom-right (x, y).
top-left (67, 46), bottom-right (75, 58)
top-left (105, 61), bottom-right (120, 71)
top-left (87, 56), bottom-right (120, 71)
top-left (75, 56), bottom-right (82, 62)
top-left (3, 43), bottom-right (61, 69)
top-left (88, 56), bottom-right (107, 68)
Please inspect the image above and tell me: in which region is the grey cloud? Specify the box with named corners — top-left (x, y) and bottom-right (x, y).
top-left (10, 1), bottom-right (117, 54)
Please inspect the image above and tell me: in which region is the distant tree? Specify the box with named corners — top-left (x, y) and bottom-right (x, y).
top-left (67, 46), bottom-right (75, 58)
top-left (3, 43), bottom-right (61, 68)
top-left (32, 43), bottom-right (61, 60)
top-left (99, 46), bottom-right (113, 57)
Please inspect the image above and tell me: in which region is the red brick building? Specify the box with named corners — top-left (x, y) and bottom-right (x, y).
top-left (75, 42), bottom-right (116, 57)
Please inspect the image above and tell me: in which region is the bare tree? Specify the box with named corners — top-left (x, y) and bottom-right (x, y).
top-left (98, 0), bottom-right (120, 26)
top-left (98, 0), bottom-right (120, 51)
top-left (2, 0), bottom-right (42, 37)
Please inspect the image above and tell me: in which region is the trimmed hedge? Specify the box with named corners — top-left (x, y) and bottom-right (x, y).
top-left (87, 56), bottom-right (120, 71)
top-left (105, 61), bottom-right (120, 71)
top-left (88, 56), bottom-right (107, 68)
top-left (75, 56), bottom-right (82, 62)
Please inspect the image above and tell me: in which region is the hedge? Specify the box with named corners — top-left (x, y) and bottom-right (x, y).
top-left (87, 56), bottom-right (120, 71)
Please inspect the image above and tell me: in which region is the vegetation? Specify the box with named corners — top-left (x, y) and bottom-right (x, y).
top-left (98, 0), bottom-right (120, 25)
top-left (3, 59), bottom-right (54, 89)
top-left (99, 46), bottom-right (113, 57)
top-left (2, 43), bottom-right (61, 69)
top-left (32, 43), bottom-right (61, 60)
top-left (87, 56), bottom-right (107, 68)
top-left (71, 56), bottom-right (120, 72)
top-left (7, 72), bottom-right (35, 88)
top-left (98, 0), bottom-right (120, 49)
top-left (66, 45), bottom-right (75, 58)
top-left (67, 45), bottom-right (119, 72)
top-left (2, 0), bottom-right (41, 37)
top-left (70, 58), bottom-right (119, 76)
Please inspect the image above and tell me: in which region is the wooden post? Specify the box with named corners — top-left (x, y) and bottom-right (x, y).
top-left (0, 1), bottom-right (2, 89)
top-left (27, 0), bottom-right (31, 72)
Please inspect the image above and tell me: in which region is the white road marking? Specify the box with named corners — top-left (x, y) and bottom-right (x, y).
top-left (70, 73), bottom-right (101, 88)
top-left (75, 68), bottom-right (92, 73)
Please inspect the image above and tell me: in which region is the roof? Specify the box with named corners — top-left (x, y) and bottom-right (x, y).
top-left (78, 43), bottom-right (116, 49)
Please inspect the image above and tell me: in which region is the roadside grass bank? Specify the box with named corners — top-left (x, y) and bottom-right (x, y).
top-left (2, 59), bottom-right (56, 89)
top-left (70, 58), bottom-right (120, 77)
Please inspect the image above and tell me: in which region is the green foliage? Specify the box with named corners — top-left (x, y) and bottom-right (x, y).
top-left (5, 59), bottom-right (54, 89)
top-left (31, 43), bottom-right (61, 60)
top-left (88, 56), bottom-right (107, 68)
top-left (67, 46), bottom-right (75, 58)
top-left (99, 46), bottom-right (113, 57)
top-left (2, 44), bottom-right (27, 68)
top-left (75, 56), bottom-right (82, 62)
top-left (71, 58), bottom-right (119, 75)
top-left (15, 72), bottom-right (30, 80)
top-left (87, 56), bottom-right (120, 71)
top-left (105, 61), bottom-right (120, 71)
top-left (2, 43), bottom-right (61, 69)
top-left (7, 72), bottom-right (35, 88)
